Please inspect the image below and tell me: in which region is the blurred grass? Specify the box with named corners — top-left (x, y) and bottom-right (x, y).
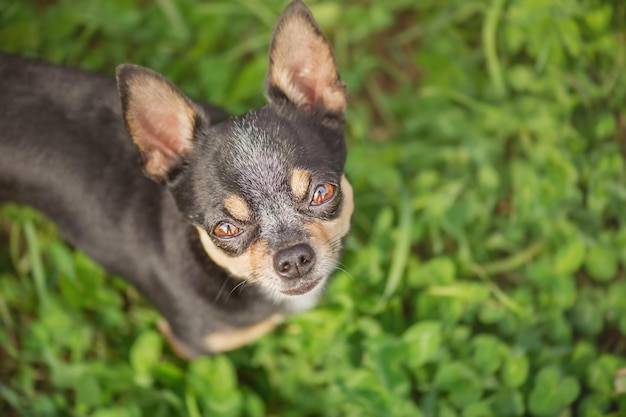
top-left (2, 0), bottom-right (626, 416)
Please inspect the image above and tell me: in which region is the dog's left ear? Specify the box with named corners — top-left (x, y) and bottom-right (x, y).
top-left (266, 0), bottom-right (346, 118)
top-left (116, 65), bottom-right (204, 181)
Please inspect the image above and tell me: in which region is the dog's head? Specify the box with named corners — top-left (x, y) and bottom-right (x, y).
top-left (116, 0), bottom-right (352, 303)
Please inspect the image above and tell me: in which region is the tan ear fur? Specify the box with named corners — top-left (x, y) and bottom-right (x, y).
top-left (116, 65), bottom-right (198, 180)
top-left (267, 0), bottom-right (346, 114)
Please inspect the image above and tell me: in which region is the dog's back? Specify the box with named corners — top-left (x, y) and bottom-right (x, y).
top-left (0, 54), bottom-right (141, 256)
top-left (0, 53), bottom-right (125, 199)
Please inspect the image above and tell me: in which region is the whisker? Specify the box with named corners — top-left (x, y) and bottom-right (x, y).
top-left (227, 280), bottom-right (248, 300)
top-left (334, 264), bottom-right (355, 281)
top-left (214, 276), bottom-right (232, 302)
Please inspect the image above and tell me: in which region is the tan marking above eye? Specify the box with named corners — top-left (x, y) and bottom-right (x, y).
top-left (224, 195), bottom-right (251, 222)
top-left (290, 168), bottom-right (311, 200)
top-left (311, 183), bottom-right (336, 206)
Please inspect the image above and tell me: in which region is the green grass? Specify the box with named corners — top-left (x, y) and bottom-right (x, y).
top-left (1, 0), bottom-right (626, 416)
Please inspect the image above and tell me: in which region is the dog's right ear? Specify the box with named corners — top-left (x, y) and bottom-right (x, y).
top-left (116, 65), bottom-right (204, 181)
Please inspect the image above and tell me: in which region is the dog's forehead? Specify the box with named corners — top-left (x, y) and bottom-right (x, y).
top-left (227, 116), bottom-right (292, 196)
top-left (215, 115), bottom-right (306, 243)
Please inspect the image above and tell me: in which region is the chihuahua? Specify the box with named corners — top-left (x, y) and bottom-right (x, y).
top-left (0, 0), bottom-right (352, 358)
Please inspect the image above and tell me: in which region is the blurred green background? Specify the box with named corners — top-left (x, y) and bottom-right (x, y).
top-left (1, 0), bottom-right (626, 416)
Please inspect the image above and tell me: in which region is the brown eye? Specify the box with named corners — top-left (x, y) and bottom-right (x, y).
top-left (311, 183), bottom-right (336, 206)
top-left (213, 222), bottom-right (241, 238)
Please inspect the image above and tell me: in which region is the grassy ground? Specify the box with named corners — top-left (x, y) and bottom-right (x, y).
top-left (1, 0), bottom-right (626, 416)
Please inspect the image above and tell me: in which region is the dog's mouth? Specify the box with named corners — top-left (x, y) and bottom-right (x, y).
top-left (280, 277), bottom-right (323, 296)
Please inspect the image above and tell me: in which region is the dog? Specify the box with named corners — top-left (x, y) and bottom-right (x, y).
top-left (0, 0), bottom-right (353, 358)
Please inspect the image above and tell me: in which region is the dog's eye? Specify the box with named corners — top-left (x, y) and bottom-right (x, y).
top-left (311, 183), bottom-right (336, 206)
top-left (213, 222), bottom-right (242, 238)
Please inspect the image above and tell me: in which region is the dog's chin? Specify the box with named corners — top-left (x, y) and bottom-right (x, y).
top-left (279, 277), bottom-right (323, 296)
top-left (259, 274), bottom-right (326, 305)
top-left (265, 276), bottom-right (326, 313)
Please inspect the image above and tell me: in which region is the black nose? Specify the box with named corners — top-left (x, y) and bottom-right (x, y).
top-left (273, 243), bottom-right (316, 280)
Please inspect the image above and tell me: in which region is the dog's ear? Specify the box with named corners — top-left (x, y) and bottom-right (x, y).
top-left (116, 65), bottom-right (204, 181)
top-left (266, 0), bottom-right (346, 118)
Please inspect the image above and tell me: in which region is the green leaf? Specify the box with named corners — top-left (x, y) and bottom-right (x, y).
top-left (434, 362), bottom-right (483, 408)
top-left (409, 257), bottom-right (456, 287)
top-left (463, 400), bottom-right (494, 417)
top-left (556, 18), bottom-right (581, 56)
top-left (587, 355), bottom-right (623, 394)
top-left (92, 406), bottom-right (141, 417)
top-left (51, 362), bottom-right (83, 389)
top-left (554, 238), bottom-right (585, 275)
top-left (75, 372), bottom-right (101, 408)
top-left (130, 331), bottom-right (163, 387)
top-left (186, 356), bottom-right (242, 417)
top-left (473, 335), bottom-right (505, 374)
top-left (501, 352), bottom-right (529, 388)
top-left (153, 362), bottom-right (185, 388)
top-left (577, 393), bottom-right (612, 417)
top-left (427, 283), bottom-right (490, 303)
top-left (570, 341), bottom-right (597, 378)
top-left (572, 293), bottom-right (604, 336)
top-left (365, 335), bottom-right (411, 396)
top-left (528, 366), bottom-right (580, 417)
top-left (23, 221), bottom-right (47, 306)
top-left (403, 321), bottom-right (442, 368)
top-left (48, 240), bottom-right (76, 280)
top-left (585, 245), bottom-right (618, 282)
top-left (241, 387), bottom-right (266, 417)
top-left (491, 388), bottom-right (525, 416)
top-left (383, 192), bottom-right (413, 299)
top-left (436, 401), bottom-right (459, 417)
top-left (584, 5), bottom-right (612, 33)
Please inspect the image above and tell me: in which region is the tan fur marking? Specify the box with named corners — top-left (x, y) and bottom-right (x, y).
top-left (196, 226), bottom-right (273, 284)
top-left (204, 314), bottom-right (285, 353)
top-left (224, 195), bottom-right (251, 222)
top-left (157, 319), bottom-right (197, 360)
top-left (270, 13), bottom-right (346, 112)
top-left (304, 175), bottom-right (354, 259)
top-left (290, 168), bottom-right (311, 200)
top-left (125, 73), bottom-right (196, 179)
top-left (323, 175), bottom-right (354, 240)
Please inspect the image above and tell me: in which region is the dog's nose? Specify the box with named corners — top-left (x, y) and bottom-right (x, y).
top-left (273, 243), bottom-right (315, 280)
